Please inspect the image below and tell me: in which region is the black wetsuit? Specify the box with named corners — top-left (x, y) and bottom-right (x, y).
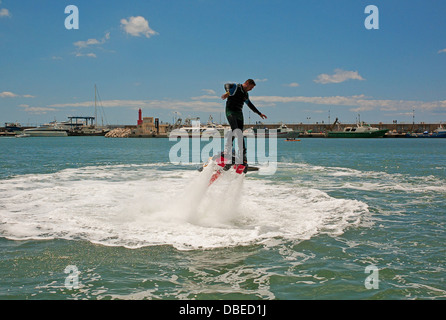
top-left (224, 83), bottom-right (262, 163)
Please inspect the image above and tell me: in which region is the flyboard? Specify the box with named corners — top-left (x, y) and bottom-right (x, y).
top-left (198, 153), bottom-right (259, 186)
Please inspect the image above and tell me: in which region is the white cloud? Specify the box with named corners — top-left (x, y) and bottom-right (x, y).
top-left (74, 38), bottom-right (101, 49)
top-left (74, 32), bottom-right (110, 49)
top-left (303, 109), bottom-right (324, 114)
top-left (73, 32), bottom-right (110, 58)
top-left (438, 48), bottom-right (446, 54)
top-left (202, 89), bottom-right (216, 95)
top-left (0, 8), bottom-right (10, 17)
top-left (251, 95), bottom-right (446, 113)
top-left (284, 82), bottom-right (300, 87)
top-left (252, 94), bottom-right (368, 105)
top-left (349, 106), bottom-right (376, 113)
top-left (18, 104), bottom-right (56, 114)
top-left (0, 91), bottom-right (18, 98)
top-left (120, 16), bottom-right (158, 38)
top-left (191, 95), bottom-right (219, 100)
top-left (0, 91), bottom-right (34, 98)
top-left (75, 52), bottom-right (97, 58)
top-left (49, 99), bottom-right (220, 113)
top-left (314, 68), bottom-right (365, 84)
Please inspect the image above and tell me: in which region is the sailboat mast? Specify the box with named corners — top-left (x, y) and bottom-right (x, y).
top-left (94, 84), bottom-right (97, 126)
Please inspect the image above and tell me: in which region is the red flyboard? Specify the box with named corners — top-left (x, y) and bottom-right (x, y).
top-left (234, 164), bottom-right (246, 174)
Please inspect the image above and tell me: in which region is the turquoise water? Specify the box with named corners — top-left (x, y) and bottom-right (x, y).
top-left (0, 136), bottom-right (445, 300)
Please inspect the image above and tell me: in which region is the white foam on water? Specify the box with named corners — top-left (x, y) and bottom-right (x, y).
top-left (282, 162), bottom-right (446, 195)
top-left (0, 164), bottom-right (369, 250)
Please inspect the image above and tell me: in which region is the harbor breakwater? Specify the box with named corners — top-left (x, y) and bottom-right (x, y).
top-left (105, 128), bottom-right (132, 138)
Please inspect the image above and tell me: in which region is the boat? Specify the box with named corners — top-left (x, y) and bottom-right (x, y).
top-left (276, 123), bottom-right (296, 136)
top-left (4, 122), bottom-right (22, 133)
top-left (66, 116), bottom-right (110, 136)
top-left (15, 133), bottom-right (30, 138)
top-left (67, 85), bottom-right (110, 136)
top-left (244, 123), bottom-right (298, 138)
top-left (405, 125), bottom-right (446, 138)
top-left (23, 122), bottom-right (69, 137)
top-left (285, 137), bottom-right (300, 141)
top-left (201, 116), bottom-right (228, 137)
top-left (177, 116), bottom-right (230, 138)
top-left (327, 121), bottom-right (388, 138)
top-left (177, 117), bottom-right (206, 137)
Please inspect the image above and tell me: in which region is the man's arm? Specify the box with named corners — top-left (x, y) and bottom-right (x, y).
top-left (246, 99), bottom-right (267, 119)
top-left (221, 83), bottom-right (236, 100)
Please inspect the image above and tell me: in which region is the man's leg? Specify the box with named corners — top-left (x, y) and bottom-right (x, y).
top-left (224, 114), bottom-right (236, 163)
top-left (235, 117), bottom-right (247, 164)
top-left (224, 114), bottom-right (245, 165)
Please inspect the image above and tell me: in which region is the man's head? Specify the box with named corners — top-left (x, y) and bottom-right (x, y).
top-left (243, 79), bottom-right (256, 92)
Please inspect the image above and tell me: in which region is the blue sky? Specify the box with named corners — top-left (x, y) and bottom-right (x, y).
top-left (1, 0), bottom-right (445, 126)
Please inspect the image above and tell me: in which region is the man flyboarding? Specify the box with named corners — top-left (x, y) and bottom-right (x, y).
top-left (221, 79), bottom-right (267, 169)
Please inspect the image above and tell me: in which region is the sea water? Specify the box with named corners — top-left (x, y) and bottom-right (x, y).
top-left (0, 137), bottom-right (445, 299)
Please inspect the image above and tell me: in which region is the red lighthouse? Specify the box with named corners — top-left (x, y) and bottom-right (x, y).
top-left (137, 108), bottom-right (143, 126)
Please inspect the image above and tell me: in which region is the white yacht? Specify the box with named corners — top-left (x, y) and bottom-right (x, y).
top-left (23, 122), bottom-right (69, 137)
